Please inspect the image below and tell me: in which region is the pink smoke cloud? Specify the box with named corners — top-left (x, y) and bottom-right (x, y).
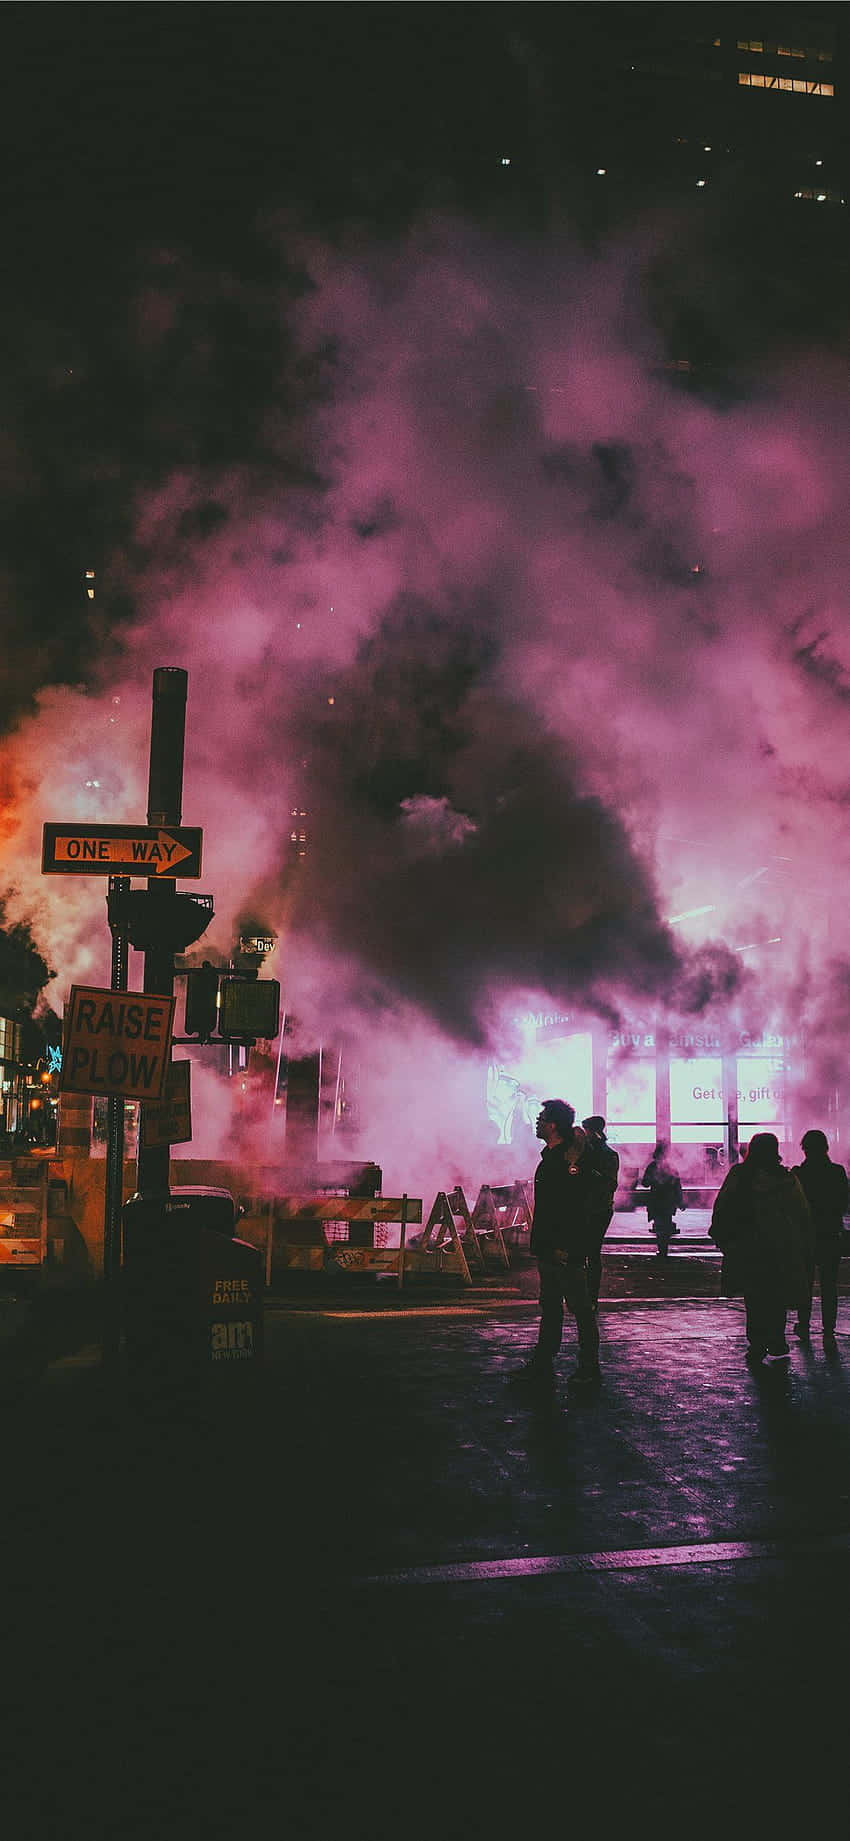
top-left (4, 215), bottom-right (850, 1182)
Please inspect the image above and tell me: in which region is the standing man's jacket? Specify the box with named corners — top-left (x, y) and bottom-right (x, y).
top-left (586, 1139), bottom-right (619, 1222)
top-left (530, 1143), bottom-right (610, 1259)
top-left (710, 1162), bottom-right (813, 1304)
top-left (792, 1158), bottom-right (848, 1245)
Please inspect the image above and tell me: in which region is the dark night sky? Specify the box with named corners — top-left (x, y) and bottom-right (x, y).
top-left (2, 3), bottom-right (849, 719)
top-left (1, 4), bottom-right (527, 710)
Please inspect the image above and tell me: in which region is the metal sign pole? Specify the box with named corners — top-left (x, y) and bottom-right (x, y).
top-left (137, 667), bottom-right (187, 1199)
top-left (104, 873), bottom-right (130, 1366)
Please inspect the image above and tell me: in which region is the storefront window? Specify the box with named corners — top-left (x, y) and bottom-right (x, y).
top-left (520, 1033), bottom-right (593, 1123)
top-left (737, 1053), bottom-right (786, 1140)
top-left (669, 1056), bottom-right (725, 1144)
top-left (486, 1032), bottom-right (593, 1147)
top-left (606, 1058), bottom-right (656, 1144)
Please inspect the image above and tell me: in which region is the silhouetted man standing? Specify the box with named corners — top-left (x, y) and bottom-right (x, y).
top-left (792, 1129), bottom-right (848, 1346)
top-left (513, 1099), bottom-right (608, 1391)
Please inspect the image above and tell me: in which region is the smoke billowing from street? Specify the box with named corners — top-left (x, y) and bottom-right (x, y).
top-left (4, 215), bottom-right (850, 1186)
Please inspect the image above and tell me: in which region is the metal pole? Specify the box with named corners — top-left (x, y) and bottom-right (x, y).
top-left (331, 1047), bottom-right (342, 1137)
top-left (104, 873), bottom-right (129, 1365)
top-left (271, 1011), bottom-right (286, 1114)
top-left (137, 667), bottom-right (187, 1198)
top-left (316, 1042), bottom-right (323, 1166)
top-left (722, 1046), bottom-right (740, 1165)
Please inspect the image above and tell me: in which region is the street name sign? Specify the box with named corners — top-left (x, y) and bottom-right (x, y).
top-left (60, 986), bottom-right (176, 1101)
top-left (42, 823), bottom-right (203, 878)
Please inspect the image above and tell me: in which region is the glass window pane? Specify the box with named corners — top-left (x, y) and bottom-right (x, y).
top-left (670, 1056), bottom-right (724, 1124)
top-left (607, 1059), bottom-right (656, 1125)
top-left (737, 1055), bottom-right (785, 1124)
top-left (671, 1124), bottom-right (725, 1144)
top-left (607, 1123), bottom-right (658, 1146)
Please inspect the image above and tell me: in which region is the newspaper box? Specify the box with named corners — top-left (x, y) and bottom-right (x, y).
top-left (122, 1187), bottom-right (263, 1398)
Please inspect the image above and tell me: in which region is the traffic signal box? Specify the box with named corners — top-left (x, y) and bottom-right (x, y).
top-left (184, 962), bottom-right (219, 1037)
top-left (122, 1187), bottom-right (263, 1403)
top-left (184, 963), bottom-right (280, 1043)
top-left (218, 976), bottom-right (280, 1042)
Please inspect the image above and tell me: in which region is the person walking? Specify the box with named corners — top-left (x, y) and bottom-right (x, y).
top-left (512, 1099), bottom-right (609, 1392)
top-left (710, 1132), bottom-right (814, 1368)
top-left (582, 1115), bottom-right (619, 1309)
top-left (641, 1139), bottom-right (685, 1257)
top-left (791, 1130), bottom-right (848, 1347)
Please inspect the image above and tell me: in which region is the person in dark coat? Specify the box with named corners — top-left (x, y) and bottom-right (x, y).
top-left (512, 1098), bottom-right (609, 1391)
top-left (641, 1140), bottom-right (685, 1253)
top-left (582, 1115), bottom-right (619, 1309)
top-left (791, 1130), bottom-right (848, 1346)
top-left (710, 1132), bottom-right (814, 1367)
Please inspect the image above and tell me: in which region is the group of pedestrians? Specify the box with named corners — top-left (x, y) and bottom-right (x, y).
top-left (710, 1128), bottom-right (848, 1365)
top-left (512, 1099), bottom-right (848, 1392)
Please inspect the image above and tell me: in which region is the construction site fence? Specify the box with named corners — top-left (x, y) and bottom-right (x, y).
top-left (236, 1179), bottom-right (534, 1288)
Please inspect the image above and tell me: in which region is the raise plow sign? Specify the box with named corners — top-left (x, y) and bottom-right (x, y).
top-left (60, 986), bottom-right (176, 1101)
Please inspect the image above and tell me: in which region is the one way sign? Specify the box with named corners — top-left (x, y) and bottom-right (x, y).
top-left (42, 823), bottom-right (203, 878)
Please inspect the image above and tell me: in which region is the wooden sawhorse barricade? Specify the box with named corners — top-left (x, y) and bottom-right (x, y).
top-left (471, 1180), bottom-right (533, 1251)
top-left (260, 1195), bottom-right (448, 1289)
top-left (416, 1185), bottom-right (511, 1279)
top-left (245, 1183), bottom-right (528, 1289)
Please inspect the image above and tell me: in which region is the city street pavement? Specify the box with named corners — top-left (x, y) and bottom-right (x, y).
top-left (3, 1268), bottom-right (850, 1838)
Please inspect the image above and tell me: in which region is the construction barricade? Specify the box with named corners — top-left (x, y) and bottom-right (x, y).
top-left (0, 1159), bottom-right (48, 1268)
top-left (259, 1195), bottom-right (425, 1288)
top-left (415, 1193), bottom-right (474, 1285)
top-left (237, 1178), bottom-right (531, 1289)
top-left (438, 1185), bottom-right (511, 1273)
top-left (472, 1180), bottom-right (533, 1250)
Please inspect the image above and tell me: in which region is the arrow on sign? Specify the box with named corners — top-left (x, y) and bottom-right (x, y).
top-left (53, 830), bottom-right (194, 874)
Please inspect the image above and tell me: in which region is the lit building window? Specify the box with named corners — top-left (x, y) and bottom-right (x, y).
top-left (738, 39), bottom-right (831, 62)
top-left (793, 186), bottom-right (843, 202)
top-left (738, 71), bottom-right (834, 96)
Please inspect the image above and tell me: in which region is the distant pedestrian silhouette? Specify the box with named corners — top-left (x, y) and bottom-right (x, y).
top-left (710, 1132), bottom-right (814, 1368)
top-left (641, 1140), bottom-right (685, 1258)
top-left (791, 1130), bottom-right (848, 1347)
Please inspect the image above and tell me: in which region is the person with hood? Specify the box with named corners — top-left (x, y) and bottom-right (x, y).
top-left (512, 1099), bottom-right (609, 1390)
top-left (582, 1115), bottom-right (620, 1309)
top-left (641, 1139), bottom-right (685, 1256)
top-left (791, 1130), bottom-right (848, 1347)
top-left (710, 1132), bottom-right (814, 1368)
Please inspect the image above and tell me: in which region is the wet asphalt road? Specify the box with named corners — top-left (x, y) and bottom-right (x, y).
top-left (3, 1286), bottom-right (850, 1837)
